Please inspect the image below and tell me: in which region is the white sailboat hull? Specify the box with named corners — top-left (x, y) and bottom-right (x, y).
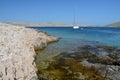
top-left (73, 26), bottom-right (79, 29)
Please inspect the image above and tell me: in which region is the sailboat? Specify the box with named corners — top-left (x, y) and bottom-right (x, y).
top-left (73, 25), bottom-right (79, 29)
top-left (73, 10), bottom-right (79, 29)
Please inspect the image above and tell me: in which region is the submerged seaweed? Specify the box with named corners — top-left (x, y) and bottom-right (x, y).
top-left (36, 45), bottom-right (120, 80)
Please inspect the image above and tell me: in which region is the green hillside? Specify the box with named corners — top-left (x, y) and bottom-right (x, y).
top-left (106, 22), bottom-right (120, 27)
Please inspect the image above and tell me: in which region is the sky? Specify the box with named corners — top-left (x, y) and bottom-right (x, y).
top-left (0, 0), bottom-right (120, 26)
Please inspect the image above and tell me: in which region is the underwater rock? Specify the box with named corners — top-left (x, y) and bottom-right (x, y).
top-left (35, 40), bottom-right (120, 80)
top-left (97, 46), bottom-right (117, 51)
top-left (47, 45), bottom-right (120, 80)
top-left (37, 54), bottom-right (105, 80)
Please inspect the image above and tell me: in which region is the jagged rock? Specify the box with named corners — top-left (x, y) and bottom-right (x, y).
top-left (0, 24), bottom-right (59, 80)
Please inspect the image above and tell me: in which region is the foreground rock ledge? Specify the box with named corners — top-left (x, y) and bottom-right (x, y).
top-left (0, 26), bottom-right (59, 80)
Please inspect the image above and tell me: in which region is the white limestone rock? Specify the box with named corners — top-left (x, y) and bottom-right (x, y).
top-left (0, 24), bottom-right (58, 80)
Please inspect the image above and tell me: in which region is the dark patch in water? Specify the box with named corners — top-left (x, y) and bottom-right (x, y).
top-left (36, 45), bottom-right (120, 80)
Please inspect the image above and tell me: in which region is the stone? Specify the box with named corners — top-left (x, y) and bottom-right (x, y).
top-left (0, 23), bottom-right (59, 80)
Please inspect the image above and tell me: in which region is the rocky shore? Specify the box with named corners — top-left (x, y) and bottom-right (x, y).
top-left (0, 23), bottom-right (59, 80)
top-left (37, 45), bottom-right (120, 80)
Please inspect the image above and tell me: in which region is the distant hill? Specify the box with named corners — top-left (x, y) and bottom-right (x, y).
top-left (4, 22), bottom-right (72, 27)
top-left (0, 22), bottom-right (96, 27)
top-left (106, 22), bottom-right (120, 27)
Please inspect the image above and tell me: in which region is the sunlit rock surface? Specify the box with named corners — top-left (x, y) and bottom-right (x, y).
top-left (0, 23), bottom-right (58, 80)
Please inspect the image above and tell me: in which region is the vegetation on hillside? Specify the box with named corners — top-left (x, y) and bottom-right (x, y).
top-left (106, 22), bottom-right (120, 27)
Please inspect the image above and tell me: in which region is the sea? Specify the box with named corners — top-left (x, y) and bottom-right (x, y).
top-left (28, 27), bottom-right (120, 61)
top-left (26, 27), bottom-right (120, 79)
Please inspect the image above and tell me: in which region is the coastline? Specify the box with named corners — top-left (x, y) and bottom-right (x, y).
top-left (0, 22), bottom-right (96, 27)
top-left (0, 23), bottom-right (120, 80)
top-left (0, 23), bottom-right (59, 80)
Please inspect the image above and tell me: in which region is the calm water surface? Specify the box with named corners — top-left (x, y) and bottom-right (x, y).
top-left (29, 27), bottom-right (120, 62)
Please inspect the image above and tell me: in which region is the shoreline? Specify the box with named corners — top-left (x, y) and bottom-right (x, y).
top-left (0, 22), bottom-right (120, 80)
top-left (0, 23), bottom-right (59, 80)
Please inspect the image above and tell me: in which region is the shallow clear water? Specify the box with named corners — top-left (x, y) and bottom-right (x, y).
top-left (31, 27), bottom-right (120, 47)
top-left (29, 27), bottom-right (120, 61)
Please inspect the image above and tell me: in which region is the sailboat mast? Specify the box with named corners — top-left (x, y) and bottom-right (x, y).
top-left (73, 13), bottom-right (76, 26)
top-left (73, 4), bottom-right (77, 26)
top-left (73, 0), bottom-right (79, 29)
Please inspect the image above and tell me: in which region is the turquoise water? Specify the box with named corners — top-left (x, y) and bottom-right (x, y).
top-left (31, 27), bottom-right (120, 47)
top-left (29, 27), bottom-right (120, 61)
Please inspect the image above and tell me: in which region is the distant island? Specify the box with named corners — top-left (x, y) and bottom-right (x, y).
top-left (105, 22), bottom-right (120, 27)
top-left (3, 22), bottom-right (120, 27)
top-left (1, 22), bottom-right (96, 27)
